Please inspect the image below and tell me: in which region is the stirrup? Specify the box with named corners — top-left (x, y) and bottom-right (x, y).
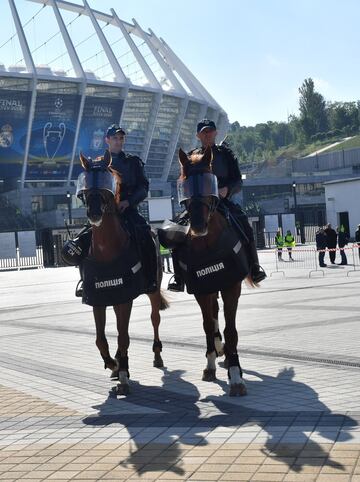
top-left (75, 280), bottom-right (83, 297)
top-left (251, 265), bottom-right (267, 284)
top-left (167, 275), bottom-right (184, 292)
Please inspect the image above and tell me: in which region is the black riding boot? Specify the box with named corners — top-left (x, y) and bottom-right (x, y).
top-left (167, 248), bottom-right (184, 292)
top-left (141, 233), bottom-right (158, 293)
top-left (248, 241), bottom-right (267, 284)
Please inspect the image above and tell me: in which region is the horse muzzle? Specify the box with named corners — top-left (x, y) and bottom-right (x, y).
top-left (190, 227), bottom-right (208, 238)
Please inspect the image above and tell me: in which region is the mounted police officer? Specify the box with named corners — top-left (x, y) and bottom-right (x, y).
top-left (168, 119), bottom-right (267, 291)
top-left (62, 124), bottom-right (157, 294)
top-left (104, 124), bottom-right (158, 292)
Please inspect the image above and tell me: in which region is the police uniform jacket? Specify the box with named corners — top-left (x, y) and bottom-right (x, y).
top-left (110, 151), bottom-right (148, 208)
top-left (188, 144), bottom-right (242, 197)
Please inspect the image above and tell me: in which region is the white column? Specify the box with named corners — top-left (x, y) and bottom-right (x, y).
top-left (8, 0), bottom-right (38, 188)
top-left (161, 96), bottom-right (189, 182)
top-left (82, 0), bottom-right (128, 85)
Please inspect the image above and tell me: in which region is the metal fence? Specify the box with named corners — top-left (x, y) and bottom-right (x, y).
top-left (270, 243), bottom-right (360, 278)
top-left (0, 247), bottom-right (44, 271)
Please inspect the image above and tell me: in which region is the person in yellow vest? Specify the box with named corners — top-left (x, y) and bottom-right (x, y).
top-left (160, 244), bottom-right (172, 273)
top-left (284, 230), bottom-right (295, 261)
top-left (275, 229), bottom-right (284, 261)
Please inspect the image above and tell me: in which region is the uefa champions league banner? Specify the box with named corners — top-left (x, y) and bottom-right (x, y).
top-left (0, 90), bottom-right (32, 179)
top-left (73, 96), bottom-right (124, 178)
top-left (26, 92), bottom-right (81, 179)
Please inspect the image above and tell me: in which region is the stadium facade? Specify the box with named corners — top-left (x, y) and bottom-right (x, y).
top-left (0, 0), bottom-right (228, 227)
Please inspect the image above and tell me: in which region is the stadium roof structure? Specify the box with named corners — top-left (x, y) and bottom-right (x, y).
top-left (0, 0), bottom-right (229, 187)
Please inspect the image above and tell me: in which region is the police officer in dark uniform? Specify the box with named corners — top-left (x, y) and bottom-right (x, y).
top-left (168, 119), bottom-right (266, 291)
top-left (105, 124), bottom-right (157, 292)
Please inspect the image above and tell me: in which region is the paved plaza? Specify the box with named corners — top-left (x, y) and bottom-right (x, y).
top-left (1, 250), bottom-right (360, 481)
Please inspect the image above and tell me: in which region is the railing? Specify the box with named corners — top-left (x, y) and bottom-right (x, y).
top-left (0, 247), bottom-right (44, 271)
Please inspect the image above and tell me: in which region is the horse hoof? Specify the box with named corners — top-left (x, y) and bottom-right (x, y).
top-left (117, 383), bottom-right (130, 396)
top-left (202, 368), bottom-right (216, 382)
top-left (229, 383), bottom-right (247, 397)
top-left (153, 356), bottom-right (164, 368)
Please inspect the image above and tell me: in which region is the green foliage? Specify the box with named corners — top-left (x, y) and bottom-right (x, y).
top-left (228, 77), bottom-right (360, 164)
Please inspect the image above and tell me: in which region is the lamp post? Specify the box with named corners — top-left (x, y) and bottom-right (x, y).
top-left (292, 181), bottom-right (297, 216)
top-left (66, 191), bottom-right (72, 225)
top-left (292, 181), bottom-right (305, 243)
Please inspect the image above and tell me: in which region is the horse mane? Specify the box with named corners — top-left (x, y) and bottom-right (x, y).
top-left (108, 167), bottom-right (122, 206)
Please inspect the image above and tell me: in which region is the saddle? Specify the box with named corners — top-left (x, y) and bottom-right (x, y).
top-left (177, 224), bottom-right (250, 295)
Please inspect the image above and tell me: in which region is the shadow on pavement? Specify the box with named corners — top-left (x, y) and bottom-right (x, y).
top-left (82, 366), bottom-right (358, 475)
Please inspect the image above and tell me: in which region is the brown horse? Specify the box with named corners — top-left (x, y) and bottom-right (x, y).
top-left (78, 150), bottom-right (169, 395)
top-left (178, 146), bottom-right (250, 396)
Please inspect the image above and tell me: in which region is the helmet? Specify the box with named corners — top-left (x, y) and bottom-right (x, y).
top-left (61, 239), bottom-right (84, 266)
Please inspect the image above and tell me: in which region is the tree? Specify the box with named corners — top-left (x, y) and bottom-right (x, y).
top-left (298, 78), bottom-right (328, 138)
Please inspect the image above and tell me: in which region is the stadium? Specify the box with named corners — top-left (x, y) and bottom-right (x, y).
top-left (0, 0), bottom-right (228, 231)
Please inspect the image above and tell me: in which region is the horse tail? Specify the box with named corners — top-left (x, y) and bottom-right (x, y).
top-left (159, 289), bottom-right (170, 310)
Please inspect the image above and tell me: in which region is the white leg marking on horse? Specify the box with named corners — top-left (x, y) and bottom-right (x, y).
top-left (119, 371), bottom-right (129, 385)
top-left (207, 351), bottom-right (217, 370)
top-left (229, 366), bottom-right (243, 385)
top-left (214, 336), bottom-right (224, 355)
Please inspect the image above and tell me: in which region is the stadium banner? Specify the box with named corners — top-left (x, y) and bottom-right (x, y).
top-left (0, 232), bottom-right (17, 259)
top-left (18, 230), bottom-right (37, 257)
top-left (73, 96), bottom-right (124, 178)
top-left (0, 89), bottom-right (32, 180)
top-left (26, 92), bottom-right (81, 179)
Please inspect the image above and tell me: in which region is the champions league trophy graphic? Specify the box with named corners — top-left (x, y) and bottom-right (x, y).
top-left (43, 122), bottom-right (66, 161)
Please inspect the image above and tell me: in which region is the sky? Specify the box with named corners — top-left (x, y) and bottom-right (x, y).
top-left (1, 0), bottom-right (360, 126)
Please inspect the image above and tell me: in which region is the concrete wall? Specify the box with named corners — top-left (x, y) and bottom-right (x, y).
top-left (325, 179), bottom-right (360, 237)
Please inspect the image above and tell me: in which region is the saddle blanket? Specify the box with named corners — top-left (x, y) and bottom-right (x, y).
top-left (80, 246), bottom-right (146, 306)
top-left (177, 226), bottom-right (249, 295)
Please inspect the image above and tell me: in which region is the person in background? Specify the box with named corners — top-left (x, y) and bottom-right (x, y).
top-left (324, 223), bottom-right (337, 264)
top-left (284, 230), bottom-right (295, 261)
top-left (337, 226), bottom-right (348, 265)
top-left (316, 227), bottom-right (327, 267)
top-left (275, 229), bottom-right (284, 261)
top-left (160, 244), bottom-right (172, 273)
top-left (355, 224), bottom-right (360, 261)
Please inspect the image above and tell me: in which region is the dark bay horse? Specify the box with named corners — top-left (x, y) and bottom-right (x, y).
top-left (78, 151), bottom-right (169, 394)
top-left (178, 147), bottom-right (252, 396)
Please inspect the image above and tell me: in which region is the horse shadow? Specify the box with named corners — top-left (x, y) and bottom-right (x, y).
top-left (82, 368), bottom-right (203, 476)
top-left (83, 366), bottom-right (358, 475)
top-left (203, 366), bottom-right (357, 473)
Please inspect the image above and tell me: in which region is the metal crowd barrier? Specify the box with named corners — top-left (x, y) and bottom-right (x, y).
top-left (270, 243), bottom-right (360, 278)
top-left (0, 247), bottom-right (44, 271)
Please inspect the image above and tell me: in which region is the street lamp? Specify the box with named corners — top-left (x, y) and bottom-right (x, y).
top-left (66, 191), bottom-right (72, 225)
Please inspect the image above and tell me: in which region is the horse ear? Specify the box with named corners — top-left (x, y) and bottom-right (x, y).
top-left (103, 149), bottom-right (112, 167)
top-left (179, 148), bottom-right (189, 166)
top-left (202, 146), bottom-right (213, 166)
top-left (79, 152), bottom-right (90, 170)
